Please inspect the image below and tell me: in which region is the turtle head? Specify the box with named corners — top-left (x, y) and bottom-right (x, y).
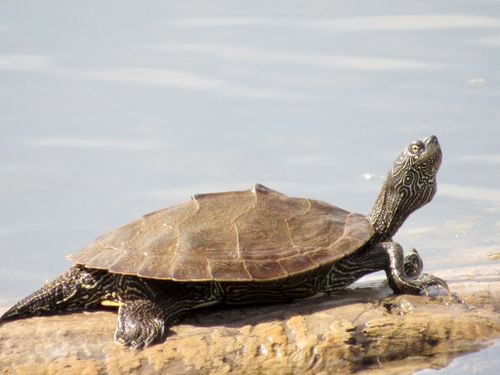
top-left (368, 135), bottom-right (442, 241)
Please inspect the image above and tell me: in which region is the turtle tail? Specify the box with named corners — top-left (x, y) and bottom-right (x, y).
top-left (0, 265), bottom-right (113, 324)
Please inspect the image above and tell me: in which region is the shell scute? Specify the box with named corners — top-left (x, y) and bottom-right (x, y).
top-left (209, 260), bottom-right (252, 281)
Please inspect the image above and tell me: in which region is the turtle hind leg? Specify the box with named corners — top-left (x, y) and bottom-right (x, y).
top-left (114, 297), bottom-right (193, 349)
top-left (0, 265), bottom-right (112, 324)
top-left (113, 280), bottom-right (212, 349)
top-left (380, 242), bottom-right (449, 296)
top-left (115, 299), bottom-right (168, 349)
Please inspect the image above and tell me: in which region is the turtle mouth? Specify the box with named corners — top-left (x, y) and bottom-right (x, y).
top-left (424, 135), bottom-right (440, 151)
top-left (422, 135), bottom-right (442, 171)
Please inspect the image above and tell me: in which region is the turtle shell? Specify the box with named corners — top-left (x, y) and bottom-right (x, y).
top-left (68, 184), bottom-right (374, 282)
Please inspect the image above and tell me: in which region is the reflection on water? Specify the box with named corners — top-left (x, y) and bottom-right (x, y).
top-left (417, 341), bottom-right (500, 375)
top-left (1, 1), bottom-right (499, 372)
top-left (440, 183), bottom-right (500, 204)
top-left (28, 137), bottom-right (165, 151)
top-left (170, 14), bottom-right (500, 30)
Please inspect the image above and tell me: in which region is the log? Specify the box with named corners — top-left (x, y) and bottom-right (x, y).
top-left (1, 264), bottom-right (499, 374)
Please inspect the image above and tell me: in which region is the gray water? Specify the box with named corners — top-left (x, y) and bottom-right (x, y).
top-left (1, 1), bottom-right (499, 372)
top-left (417, 341), bottom-right (500, 375)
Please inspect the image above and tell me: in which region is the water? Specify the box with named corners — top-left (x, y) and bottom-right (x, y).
top-left (1, 1), bottom-right (499, 371)
top-left (417, 342), bottom-right (500, 375)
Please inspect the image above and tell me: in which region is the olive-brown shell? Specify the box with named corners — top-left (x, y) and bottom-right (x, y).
top-left (68, 184), bottom-right (374, 282)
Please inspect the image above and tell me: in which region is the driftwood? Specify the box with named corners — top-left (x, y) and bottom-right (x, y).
top-left (1, 264), bottom-right (499, 374)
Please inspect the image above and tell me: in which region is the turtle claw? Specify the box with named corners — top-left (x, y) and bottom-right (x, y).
top-left (396, 272), bottom-right (450, 300)
top-left (416, 273), bottom-right (450, 298)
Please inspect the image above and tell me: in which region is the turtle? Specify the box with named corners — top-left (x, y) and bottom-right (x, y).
top-left (0, 135), bottom-right (448, 349)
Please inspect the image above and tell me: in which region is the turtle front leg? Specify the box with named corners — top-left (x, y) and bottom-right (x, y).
top-left (378, 242), bottom-right (449, 295)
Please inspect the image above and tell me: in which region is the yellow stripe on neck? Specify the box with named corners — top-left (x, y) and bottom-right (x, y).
top-left (101, 300), bottom-right (121, 307)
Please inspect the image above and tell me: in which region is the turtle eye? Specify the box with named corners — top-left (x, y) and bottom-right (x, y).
top-left (409, 141), bottom-right (425, 155)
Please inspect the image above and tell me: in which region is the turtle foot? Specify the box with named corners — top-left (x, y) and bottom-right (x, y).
top-left (382, 242), bottom-right (450, 297)
top-left (392, 272), bottom-right (450, 297)
top-left (114, 300), bottom-right (166, 350)
top-left (413, 273), bottom-right (450, 297)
